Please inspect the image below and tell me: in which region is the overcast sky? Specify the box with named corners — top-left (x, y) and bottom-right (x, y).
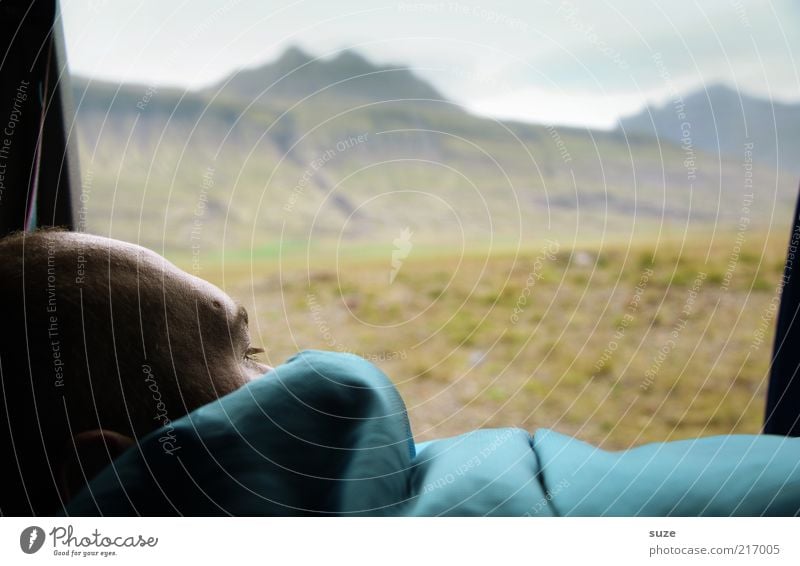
top-left (61, 0), bottom-right (799, 129)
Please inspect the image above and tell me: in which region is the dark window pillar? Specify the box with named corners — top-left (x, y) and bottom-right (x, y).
top-left (0, 0), bottom-right (79, 235)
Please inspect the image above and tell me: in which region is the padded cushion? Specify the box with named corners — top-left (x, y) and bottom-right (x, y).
top-left (64, 350), bottom-right (800, 516)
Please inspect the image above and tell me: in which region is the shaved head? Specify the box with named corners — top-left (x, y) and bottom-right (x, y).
top-left (0, 230), bottom-right (269, 515)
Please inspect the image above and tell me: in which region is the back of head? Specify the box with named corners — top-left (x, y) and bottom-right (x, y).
top-left (0, 229), bottom-right (218, 515)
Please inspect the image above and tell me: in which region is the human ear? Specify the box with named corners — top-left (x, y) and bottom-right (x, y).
top-left (57, 429), bottom-right (135, 503)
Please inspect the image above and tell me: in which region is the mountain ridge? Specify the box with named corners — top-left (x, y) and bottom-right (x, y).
top-left (68, 47), bottom-right (795, 252)
top-left (200, 45), bottom-right (446, 106)
top-left (619, 84), bottom-right (800, 172)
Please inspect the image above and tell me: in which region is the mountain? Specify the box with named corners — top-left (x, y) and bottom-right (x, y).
top-left (619, 84), bottom-right (800, 173)
top-left (205, 46), bottom-right (445, 106)
top-left (69, 48), bottom-right (795, 254)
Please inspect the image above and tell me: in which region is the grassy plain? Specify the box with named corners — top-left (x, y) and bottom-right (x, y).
top-left (175, 229), bottom-right (790, 449)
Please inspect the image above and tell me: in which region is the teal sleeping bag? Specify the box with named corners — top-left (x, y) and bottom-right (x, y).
top-left (64, 350), bottom-right (800, 516)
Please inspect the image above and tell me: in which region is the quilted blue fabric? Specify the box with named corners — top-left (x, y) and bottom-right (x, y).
top-left (64, 351), bottom-right (800, 516)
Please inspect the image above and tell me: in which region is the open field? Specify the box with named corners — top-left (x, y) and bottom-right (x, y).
top-left (174, 230), bottom-right (791, 449)
top-left (71, 48), bottom-right (799, 449)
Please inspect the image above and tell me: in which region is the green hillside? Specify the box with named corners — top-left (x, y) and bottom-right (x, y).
top-left (70, 47), bottom-right (796, 257)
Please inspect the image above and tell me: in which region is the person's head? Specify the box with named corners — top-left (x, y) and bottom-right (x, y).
top-left (0, 229), bottom-right (271, 515)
